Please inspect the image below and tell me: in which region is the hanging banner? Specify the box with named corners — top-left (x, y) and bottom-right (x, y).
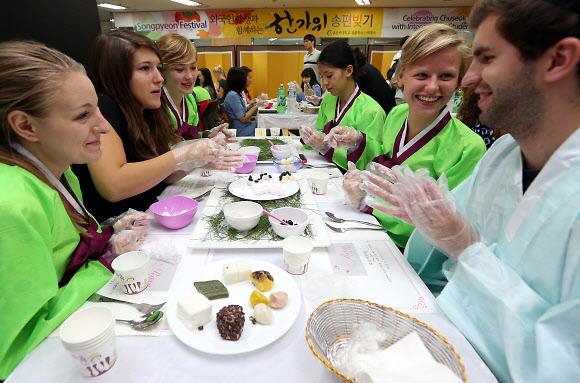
top-left (116, 8), bottom-right (382, 39)
top-left (381, 7), bottom-right (471, 37)
top-left (115, 7), bottom-right (470, 39)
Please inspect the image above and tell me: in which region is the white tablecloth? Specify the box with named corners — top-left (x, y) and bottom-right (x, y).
top-left (6, 143), bottom-right (497, 383)
top-left (257, 111), bottom-right (318, 130)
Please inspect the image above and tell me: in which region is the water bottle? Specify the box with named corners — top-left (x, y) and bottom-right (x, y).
top-left (287, 84), bottom-right (297, 113)
top-left (276, 84), bottom-right (286, 114)
top-left (452, 89), bottom-right (463, 115)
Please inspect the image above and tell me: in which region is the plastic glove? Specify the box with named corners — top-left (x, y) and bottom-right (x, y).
top-left (365, 165), bottom-right (479, 258)
top-left (110, 228), bottom-right (146, 255)
top-left (112, 209), bottom-right (152, 233)
top-left (208, 122), bottom-right (236, 143)
top-left (171, 138), bottom-right (222, 168)
top-left (205, 150), bottom-right (245, 172)
top-left (343, 161), bottom-right (366, 210)
top-left (325, 126), bottom-right (363, 151)
top-left (304, 83), bottom-right (314, 97)
top-left (305, 94), bottom-right (322, 106)
top-left (301, 125), bottom-right (330, 153)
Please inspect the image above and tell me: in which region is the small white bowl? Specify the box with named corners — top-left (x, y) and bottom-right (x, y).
top-left (223, 201), bottom-right (263, 231)
top-left (268, 207), bottom-right (309, 238)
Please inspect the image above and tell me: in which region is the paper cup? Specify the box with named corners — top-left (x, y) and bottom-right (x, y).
top-left (282, 236), bottom-right (314, 275)
top-left (309, 171), bottom-right (330, 195)
top-left (270, 127), bottom-right (281, 136)
top-left (60, 306), bottom-right (117, 377)
top-left (111, 250), bottom-right (151, 295)
top-left (255, 128), bottom-right (267, 137)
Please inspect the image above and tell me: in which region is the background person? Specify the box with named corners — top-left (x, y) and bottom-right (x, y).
top-left (295, 67), bottom-right (322, 103)
top-left (223, 67), bottom-right (264, 137)
top-left (303, 33), bottom-right (321, 84)
top-left (198, 67), bottom-right (218, 100)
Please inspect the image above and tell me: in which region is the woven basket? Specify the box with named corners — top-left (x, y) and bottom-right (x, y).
top-left (305, 299), bottom-right (467, 382)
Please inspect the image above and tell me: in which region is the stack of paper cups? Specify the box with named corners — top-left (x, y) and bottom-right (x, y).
top-left (60, 306), bottom-right (117, 377)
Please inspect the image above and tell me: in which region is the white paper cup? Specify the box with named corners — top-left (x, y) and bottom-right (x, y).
top-left (60, 306), bottom-right (117, 377)
top-left (309, 171), bottom-right (330, 195)
top-left (111, 250), bottom-right (151, 295)
top-left (282, 236), bottom-right (314, 275)
top-left (255, 127), bottom-right (267, 137)
top-left (270, 127), bottom-right (281, 136)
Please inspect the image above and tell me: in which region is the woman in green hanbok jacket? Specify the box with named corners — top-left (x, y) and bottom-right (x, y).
top-left (342, 24), bottom-right (486, 248)
top-left (301, 40), bottom-right (386, 171)
top-left (0, 41), bottom-right (149, 379)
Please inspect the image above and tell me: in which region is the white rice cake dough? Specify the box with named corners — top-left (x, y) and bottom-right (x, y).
top-left (223, 260), bottom-right (251, 285)
top-left (177, 293), bottom-right (212, 330)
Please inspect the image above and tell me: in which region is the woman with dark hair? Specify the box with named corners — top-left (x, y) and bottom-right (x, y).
top-left (0, 41), bottom-right (148, 378)
top-left (301, 39), bottom-right (386, 171)
top-left (74, 30), bottom-right (231, 222)
top-left (223, 67), bottom-right (262, 136)
top-left (240, 66), bottom-right (253, 106)
top-left (217, 78), bottom-right (228, 100)
top-left (198, 68), bottom-right (218, 100)
top-left (295, 67), bottom-right (322, 103)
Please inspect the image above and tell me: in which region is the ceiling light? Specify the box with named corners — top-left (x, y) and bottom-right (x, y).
top-left (170, 0), bottom-right (201, 6)
top-left (354, 0), bottom-right (370, 5)
top-left (98, 3), bottom-right (127, 10)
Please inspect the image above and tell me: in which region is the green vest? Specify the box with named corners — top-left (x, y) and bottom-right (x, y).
top-left (315, 90), bottom-right (386, 170)
top-left (0, 164), bottom-right (112, 379)
top-left (370, 104), bottom-right (486, 248)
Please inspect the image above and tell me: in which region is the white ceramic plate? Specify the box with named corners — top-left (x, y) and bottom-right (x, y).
top-left (167, 259), bottom-right (301, 355)
top-left (228, 176), bottom-right (299, 201)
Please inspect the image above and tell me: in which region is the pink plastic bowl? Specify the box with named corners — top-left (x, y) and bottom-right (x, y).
top-left (149, 196), bottom-right (198, 229)
top-left (235, 154), bottom-right (258, 174)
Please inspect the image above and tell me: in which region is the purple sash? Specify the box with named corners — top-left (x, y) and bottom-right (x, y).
top-left (321, 87), bottom-right (362, 162)
top-left (163, 89), bottom-right (199, 140)
top-left (59, 201), bottom-right (114, 287)
top-left (373, 111), bottom-right (451, 168)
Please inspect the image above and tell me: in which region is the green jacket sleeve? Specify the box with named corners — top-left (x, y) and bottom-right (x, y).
top-left (0, 187), bottom-right (112, 379)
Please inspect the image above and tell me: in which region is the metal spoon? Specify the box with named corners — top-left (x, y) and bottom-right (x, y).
top-left (325, 212), bottom-right (383, 228)
top-left (116, 310), bottom-right (164, 331)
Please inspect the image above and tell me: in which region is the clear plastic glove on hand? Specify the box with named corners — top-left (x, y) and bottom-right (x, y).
top-left (208, 122), bottom-right (236, 143)
top-left (112, 209), bottom-right (152, 233)
top-left (171, 138), bottom-right (223, 168)
top-left (110, 228), bottom-right (146, 255)
top-left (301, 125), bottom-right (330, 153)
top-left (304, 83), bottom-right (314, 97)
top-left (343, 161), bottom-right (367, 210)
top-left (365, 165), bottom-right (479, 258)
top-left (305, 94), bottom-right (322, 106)
top-left (206, 150), bottom-right (245, 172)
top-left (325, 126), bottom-right (362, 151)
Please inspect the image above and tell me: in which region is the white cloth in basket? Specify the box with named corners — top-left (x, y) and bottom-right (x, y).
top-left (343, 331), bottom-right (461, 383)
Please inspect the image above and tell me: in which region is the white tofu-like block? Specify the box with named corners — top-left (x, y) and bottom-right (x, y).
top-left (177, 293), bottom-right (212, 330)
top-left (223, 260), bottom-right (251, 285)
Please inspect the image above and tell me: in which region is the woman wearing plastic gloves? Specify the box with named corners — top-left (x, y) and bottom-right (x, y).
top-left (342, 24), bottom-right (486, 248)
top-left (301, 40), bottom-right (386, 170)
top-left (0, 41), bottom-right (150, 379)
top-left (157, 33), bottom-right (233, 142)
top-left (73, 30), bottom-right (243, 222)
